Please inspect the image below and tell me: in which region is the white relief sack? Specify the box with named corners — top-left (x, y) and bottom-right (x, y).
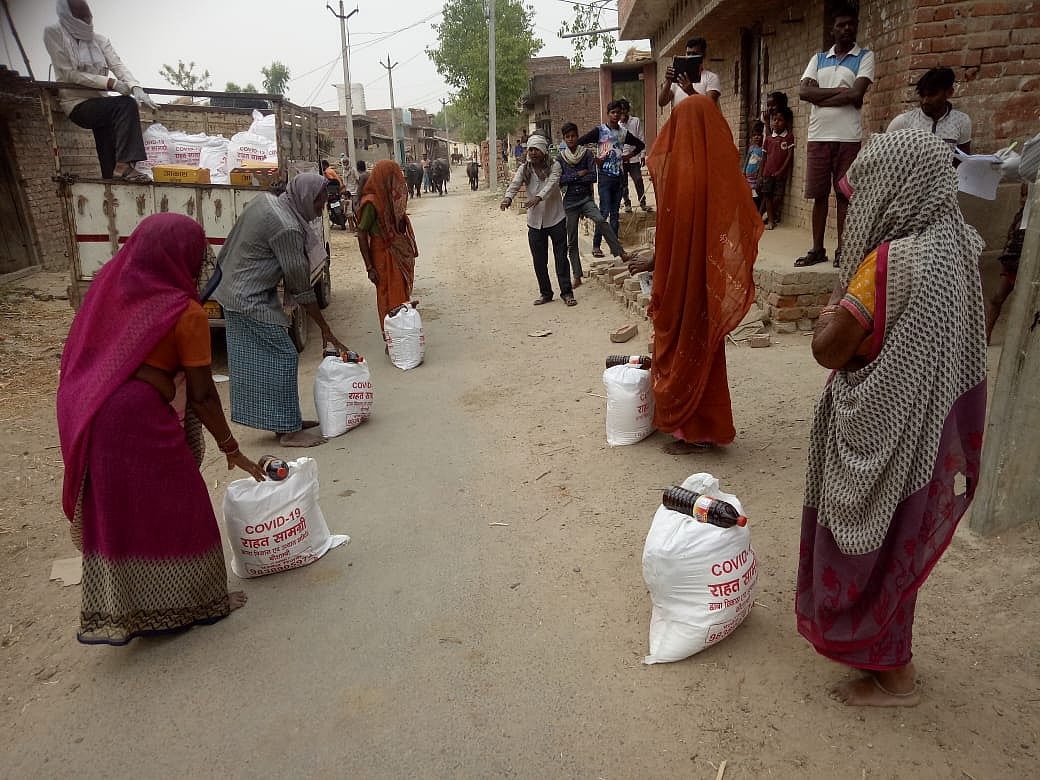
top-left (313, 355), bottom-right (373, 438)
top-left (137, 122), bottom-right (171, 176)
top-left (249, 109), bottom-right (277, 142)
top-left (603, 362), bottom-right (654, 445)
top-left (384, 302), bottom-right (425, 370)
top-left (223, 458), bottom-right (349, 578)
top-left (167, 131), bottom-right (209, 166)
top-left (229, 131), bottom-right (278, 168)
top-left (642, 473), bottom-right (758, 664)
top-left (197, 137), bottom-right (231, 184)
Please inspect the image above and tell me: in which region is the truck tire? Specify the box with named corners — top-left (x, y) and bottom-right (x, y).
top-left (315, 256), bottom-right (331, 309)
top-left (289, 306), bottom-right (308, 353)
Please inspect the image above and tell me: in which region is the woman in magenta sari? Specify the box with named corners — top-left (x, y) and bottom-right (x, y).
top-left (797, 130), bottom-right (987, 705)
top-left (57, 213), bottom-right (264, 645)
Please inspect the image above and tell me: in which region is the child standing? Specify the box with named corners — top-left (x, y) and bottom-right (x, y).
top-left (574, 101), bottom-right (645, 258)
top-left (759, 106), bottom-right (795, 229)
top-left (557, 122), bottom-right (630, 286)
top-left (742, 127), bottom-right (765, 211)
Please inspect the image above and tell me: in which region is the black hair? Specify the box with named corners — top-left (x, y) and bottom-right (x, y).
top-left (320, 159), bottom-right (330, 169)
top-left (776, 106), bottom-right (794, 124)
top-left (916, 66), bottom-right (955, 95)
top-left (686, 37), bottom-right (707, 53)
top-left (560, 122), bottom-right (578, 136)
top-left (356, 160), bottom-right (367, 172)
top-left (752, 120), bottom-right (765, 136)
top-left (607, 99), bottom-right (623, 113)
top-left (831, 2), bottom-right (858, 20)
top-left (767, 91), bottom-right (789, 109)
top-left (617, 98), bottom-right (631, 111)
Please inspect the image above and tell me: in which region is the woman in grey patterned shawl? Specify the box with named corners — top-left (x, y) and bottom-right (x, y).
top-left (797, 129), bottom-right (987, 707)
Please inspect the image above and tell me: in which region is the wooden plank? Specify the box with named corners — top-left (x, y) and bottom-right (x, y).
top-left (971, 183), bottom-right (1040, 535)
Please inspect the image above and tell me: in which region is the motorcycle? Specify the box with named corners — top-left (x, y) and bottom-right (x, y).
top-left (326, 179), bottom-right (349, 230)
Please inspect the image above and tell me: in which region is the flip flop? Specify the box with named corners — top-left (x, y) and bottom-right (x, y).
top-left (533, 295), bottom-right (553, 305)
top-left (563, 296), bottom-right (578, 307)
top-left (119, 168), bottom-right (151, 183)
top-left (591, 248), bottom-right (605, 258)
top-left (794, 249), bottom-right (828, 267)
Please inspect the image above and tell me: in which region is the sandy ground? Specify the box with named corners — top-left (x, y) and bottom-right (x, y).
top-left (1, 175), bottom-right (1039, 779)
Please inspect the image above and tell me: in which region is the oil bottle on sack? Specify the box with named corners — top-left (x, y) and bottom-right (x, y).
top-left (662, 486), bottom-right (747, 528)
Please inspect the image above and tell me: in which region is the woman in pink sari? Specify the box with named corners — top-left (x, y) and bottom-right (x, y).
top-left (57, 213), bottom-right (264, 645)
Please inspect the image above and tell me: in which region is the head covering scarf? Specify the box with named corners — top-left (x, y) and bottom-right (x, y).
top-left (57, 214), bottom-right (207, 519)
top-left (527, 135), bottom-right (548, 154)
top-left (645, 95), bottom-right (763, 436)
top-left (804, 128), bottom-right (987, 555)
top-left (56, 0), bottom-right (107, 72)
top-left (278, 172), bottom-right (327, 270)
top-left (359, 160), bottom-right (419, 271)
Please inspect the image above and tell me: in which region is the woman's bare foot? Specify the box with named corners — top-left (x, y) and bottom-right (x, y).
top-left (832, 665), bottom-right (920, 707)
top-left (228, 591), bottom-right (248, 611)
top-left (279, 429), bottom-right (326, 447)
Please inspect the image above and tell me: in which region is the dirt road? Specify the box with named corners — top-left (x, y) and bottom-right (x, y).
top-left (1, 176), bottom-right (1038, 778)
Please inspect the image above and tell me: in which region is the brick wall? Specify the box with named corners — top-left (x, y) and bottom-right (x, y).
top-left (0, 68), bottom-right (69, 272)
top-left (638, 0), bottom-right (1038, 237)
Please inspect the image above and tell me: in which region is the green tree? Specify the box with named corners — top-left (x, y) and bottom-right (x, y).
top-left (427, 0), bottom-right (542, 143)
top-left (159, 60), bottom-right (212, 91)
top-left (261, 62), bottom-right (291, 96)
top-left (225, 81), bottom-right (259, 93)
top-left (558, 1), bottom-right (617, 68)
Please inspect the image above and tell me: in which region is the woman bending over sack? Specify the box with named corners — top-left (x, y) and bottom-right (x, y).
top-left (57, 214), bottom-right (265, 646)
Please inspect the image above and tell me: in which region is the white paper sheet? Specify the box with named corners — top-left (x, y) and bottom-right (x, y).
top-left (953, 150), bottom-right (1005, 200)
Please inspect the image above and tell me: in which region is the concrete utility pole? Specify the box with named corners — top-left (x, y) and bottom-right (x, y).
top-left (381, 54), bottom-right (401, 164)
top-left (328, 2), bottom-right (358, 164)
top-left (441, 97), bottom-right (449, 139)
top-left (487, 0), bottom-right (497, 187)
top-left (971, 183), bottom-right (1040, 535)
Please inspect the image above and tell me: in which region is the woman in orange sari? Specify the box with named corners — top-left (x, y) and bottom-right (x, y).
top-left (641, 95), bottom-right (764, 449)
top-left (356, 160), bottom-right (419, 333)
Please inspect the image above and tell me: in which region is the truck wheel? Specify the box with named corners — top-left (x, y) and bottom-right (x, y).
top-left (289, 306), bottom-right (308, 352)
top-left (315, 259), bottom-right (332, 309)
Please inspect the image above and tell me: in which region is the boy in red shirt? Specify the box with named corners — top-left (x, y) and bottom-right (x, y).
top-left (760, 107), bottom-right (795, 230)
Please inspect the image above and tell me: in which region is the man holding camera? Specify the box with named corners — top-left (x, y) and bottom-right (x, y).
top-left (658, 37), bottom-right (721, 108)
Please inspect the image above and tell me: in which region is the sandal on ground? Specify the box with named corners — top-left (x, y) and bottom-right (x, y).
top-left (794, 248), bottom-right (828, 267)
top-left (833, 248), bottom-right (843, 268)
top-left (563, 295), bottom-right (578, 307)
top-left (591, 248), bottom-right (605, 258)
top-left (533, 295), bottom-right (553, 305)
top-left (118, 167), bottom-right (150, 183)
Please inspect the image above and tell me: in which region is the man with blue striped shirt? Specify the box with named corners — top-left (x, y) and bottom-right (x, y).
top-left (796, 4), bottom-right (874, 268)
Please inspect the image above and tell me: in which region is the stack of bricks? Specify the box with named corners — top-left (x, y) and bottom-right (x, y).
top-left (0, 66), bottom-right (70, 272)
top-left (588, 258), bottom-right (652, 321)
top-left (753, 267), bottom-right (838, 333)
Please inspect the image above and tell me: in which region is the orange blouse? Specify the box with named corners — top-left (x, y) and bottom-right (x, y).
top-left (143, 301), bottom-right (212, 372)
top-left (839, 248), bottom-right (879, 358)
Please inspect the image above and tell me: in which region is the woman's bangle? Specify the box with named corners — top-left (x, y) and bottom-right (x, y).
top-left (217, 432), bottom-right (235, 447)
top-left (219, 438), bottom-right (239, 454)
top-left (223, 447), bottom-right (240, 460)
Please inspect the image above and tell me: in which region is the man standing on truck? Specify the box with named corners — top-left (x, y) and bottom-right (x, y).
top-left (213, 173), bottom-right (351, 448)
top-left (44, 0), bottom-right (159, 182)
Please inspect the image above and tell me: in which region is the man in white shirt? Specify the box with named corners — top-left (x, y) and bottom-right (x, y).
top-left (500, 136), bottom-right (576, 306)
top-left (44, 0), bottom-right (159, 181)
top-left (887, 67), bottom-right (971, 154)
top-left (618, 99), bottom-right (652, 212)
top-left (796, 3), bottom-right (874, 267)
top-left (657, 37), bottom-right (722, 108)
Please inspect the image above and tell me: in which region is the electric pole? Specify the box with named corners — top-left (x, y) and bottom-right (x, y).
top-left (328, 2), bottom-right (358, 165)
top-left (381, 54), bottom-right (401, 164)
top-left (487, 0), bottom-right (497, 187)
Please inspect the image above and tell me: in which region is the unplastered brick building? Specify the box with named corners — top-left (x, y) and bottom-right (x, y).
top-left (618, 0), bottom-right (1038, 232)
top-left (521, 56), bottom-right (602, 141)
